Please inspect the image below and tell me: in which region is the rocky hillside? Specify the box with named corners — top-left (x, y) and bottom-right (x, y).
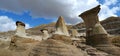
top-left (26, 22), bottom-right (56, 35)
top-left (26, 22), bottom-right (72, 35)
top-left (73, 16), bottom-right (120, 35)
top-left (101, 17), bottom-right (120, 34)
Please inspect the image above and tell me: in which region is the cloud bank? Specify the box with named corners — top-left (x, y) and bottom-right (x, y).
top-left (0, 0), bottom-right (120, 24)
top-left (0, 0), bottom-right (120, 32)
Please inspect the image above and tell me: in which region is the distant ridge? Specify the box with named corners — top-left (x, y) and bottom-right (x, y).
top-left (73, 16), bottom-right (120, 35)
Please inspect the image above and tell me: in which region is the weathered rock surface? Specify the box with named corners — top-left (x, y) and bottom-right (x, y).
top-left (28, 39), bottom-right (87, 56)
top-left (9, 35), bottom-right (39, 51)
top-left (50, 34), bottom-right (72, 44)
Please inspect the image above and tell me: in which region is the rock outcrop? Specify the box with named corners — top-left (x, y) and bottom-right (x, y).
top-left (55, 16), bottom-right (69, 36)
top-left (9, 35), bottom-right (38, 51)
top-left (28, 39), bottom-right (87, 56)
top-left (79, 5), bottom-right (120, 56)
top-left (50, 34), bottom-right (72, 44)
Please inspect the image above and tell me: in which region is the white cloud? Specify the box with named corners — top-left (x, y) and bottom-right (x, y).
top-left (0, 0), bottom-right (120, 24)
top-left (0, 16), bottom-right (16, 32)
top-left (25, 24), bottom-right (31, 29)
top-left (0, 16), bottom-right (31, 32)
top-left (104, 0), bottom-right (118, 6)
top-left (99, 0), bottom-right (120, 20)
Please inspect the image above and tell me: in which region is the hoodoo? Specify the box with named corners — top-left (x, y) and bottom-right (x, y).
top-left (15, 21), bottom-right (26, 37)
top-left (40, 29), bottom-right (49, 40)
top-left (55, 16), bottom-right (69, 36)
top-left (79, 5), bottom-right (120, 56)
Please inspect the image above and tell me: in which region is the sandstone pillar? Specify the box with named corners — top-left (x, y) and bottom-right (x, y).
top-left (79, 5), bottom-right (120, 56)
top-left (41, 29), bottom-right (49, 40)
top-left (15, 21), bottom-right (26, 37)
top-left (79, 5), bottom-right (110, 46)
top-left (55, 16), bottom-right (69, 36)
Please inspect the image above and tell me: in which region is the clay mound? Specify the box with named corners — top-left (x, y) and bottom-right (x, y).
top-left (49, 34), bottom-right (72, 44)
top-left (29, 39), bottom-right (87, 56)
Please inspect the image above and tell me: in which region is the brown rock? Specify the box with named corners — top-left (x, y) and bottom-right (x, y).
top-left (28, 39), bottom-right (87, 56)
top-left (50, 34), bottom-right (72, 44)
top-left (9, 35), bottom-right (38, 51)
top-left (0, 49), bottom-right (13, 56)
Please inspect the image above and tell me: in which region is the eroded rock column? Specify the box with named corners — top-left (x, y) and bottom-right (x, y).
top-left (41, 29), bottom-right (49, 40)
top-left (79, 5), bottom-right (110, 46)
top-left (79, 5), bottom-right (120, 56)
top-left (15, 21), bottom-right (26, 37)
top-left (55, 16), bottom-right (69, 36)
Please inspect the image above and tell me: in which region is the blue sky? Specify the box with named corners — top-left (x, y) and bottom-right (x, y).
top-left (0, 0), bottom-right (120, 32)
top-left (0, 10), bottom-right (55, 27)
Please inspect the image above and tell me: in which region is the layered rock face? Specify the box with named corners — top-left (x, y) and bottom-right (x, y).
top-left (55, 16), bottom-right (69, 36)
top-left (9, 35), bottom-right (38, 51)
top-left (15, 21), bottom-right (26, 37)
top-left (79, 5), bottom-right (120, 56)
top-left (50, 34), bottom-right (72, 44)
top-left (28, 39), bottom-right (87, 56)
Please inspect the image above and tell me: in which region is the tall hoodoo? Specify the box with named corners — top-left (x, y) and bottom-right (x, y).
top-left (79, 5), bottom-right (120, 56)
top-left (55, 16), bottom-right (69, 36)
top-left (79, 5), bottom-right (110, 46)
top-left (15, 21), bottom-right (26, 37)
